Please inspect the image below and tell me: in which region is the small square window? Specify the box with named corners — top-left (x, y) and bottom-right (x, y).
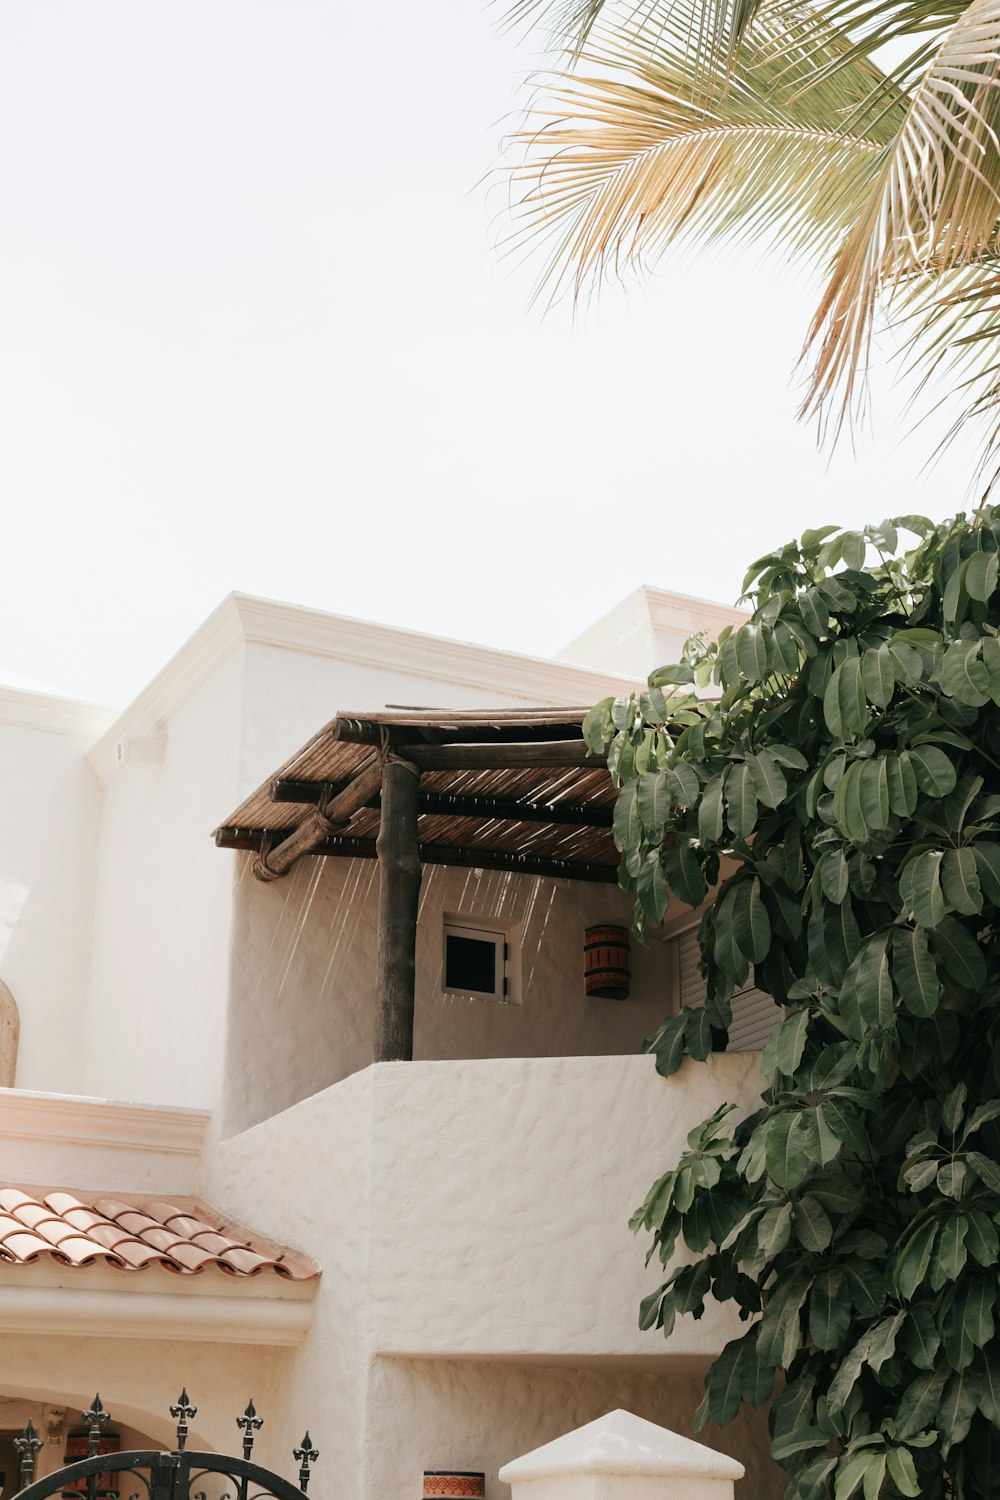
top-left (443, 923), bottom-right (507, 1001)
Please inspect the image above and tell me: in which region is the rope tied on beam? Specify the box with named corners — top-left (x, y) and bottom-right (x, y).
top-left (379, 728), bottom-right (419, 780)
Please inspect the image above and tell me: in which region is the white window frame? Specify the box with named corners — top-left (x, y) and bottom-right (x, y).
top-left (442, 920), bottom-right (508, 1002)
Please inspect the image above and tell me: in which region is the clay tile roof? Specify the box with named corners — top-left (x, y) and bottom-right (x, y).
top-left (0, 1189), bottom-right (319, 1280)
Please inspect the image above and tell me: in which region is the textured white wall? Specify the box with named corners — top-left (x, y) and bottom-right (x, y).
top-left (0, 715), bottom-right (103, 1093)
top-left (365, 1054), bottom-right (763, 1363)
top-left (363, 1359), bottom-right (782, 1500)
top-left (199, 1053), bottom-right (774, 1500)
top-left (0, 1331), bottom-right (283, 1465)
top-left (83, 651), bottom-right (244, 1109)
top-left (225, 856), bottom-right (675, 1133)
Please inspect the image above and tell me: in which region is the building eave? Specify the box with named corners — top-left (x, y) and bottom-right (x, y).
top-left (0, 1089), bottom-right (210, 1156)
top-left (0, 685), bottom-right (119, 741)
top-left (0, 1261), bottom-right (316, 1345)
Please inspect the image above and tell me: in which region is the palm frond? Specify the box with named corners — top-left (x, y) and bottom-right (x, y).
top-left (507, 1), bottom-right (902, 306)
top-left (887, 251), bottom-right (1000, 466)
top-left (802, 0), bottom-right (1000, 436)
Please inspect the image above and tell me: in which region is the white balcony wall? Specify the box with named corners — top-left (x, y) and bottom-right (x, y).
top-left (225, 856), bottom-right (673, 1133)
top-left (199, 1053), bottom-right (778, 1500)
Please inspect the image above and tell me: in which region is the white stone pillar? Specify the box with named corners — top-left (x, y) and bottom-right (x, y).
top-left (499, 1410), bottom-right (744, 1500)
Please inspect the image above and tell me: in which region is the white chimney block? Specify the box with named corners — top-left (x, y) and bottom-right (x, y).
top-left (499, 1410), bottom-right (744, 1500)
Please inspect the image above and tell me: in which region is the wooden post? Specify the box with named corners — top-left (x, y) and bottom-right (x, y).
top-left (375, 756), bottom-right (422, 1062)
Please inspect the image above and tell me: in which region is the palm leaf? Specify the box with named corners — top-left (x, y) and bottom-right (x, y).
top-left (802, 0), bottom-right (1000, 436)
top-left (508, 0), bottom-right (901, 306)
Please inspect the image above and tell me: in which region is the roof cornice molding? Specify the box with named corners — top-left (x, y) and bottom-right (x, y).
top-left (0, 1267), bottom-right (314, 1345)
top-left (232, 593), bottom-right (641, 700)
top-left (557, 585), bottom-right (748, 672)
top-left (0, 1090), bottom-right (210, 1156)
top-left (87, 593), bottom-right (642, 785)
top-left (86, 596), bottom-right (245, 785)
top-left (0, 685), bottom-right (118, 741)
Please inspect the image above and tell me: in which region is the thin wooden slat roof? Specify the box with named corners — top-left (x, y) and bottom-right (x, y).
top-left (214, 707), bottom-right (620, 883)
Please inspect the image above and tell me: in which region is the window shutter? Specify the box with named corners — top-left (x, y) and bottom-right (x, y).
top-left (674, 928), bottom-right (780, 1052)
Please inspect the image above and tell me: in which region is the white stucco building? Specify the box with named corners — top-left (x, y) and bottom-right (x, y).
top-left (0, 587), bottom-right (783, 1500)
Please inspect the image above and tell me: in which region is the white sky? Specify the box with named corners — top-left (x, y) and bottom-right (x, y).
top-left (0, 2), bottom-right (982, 706)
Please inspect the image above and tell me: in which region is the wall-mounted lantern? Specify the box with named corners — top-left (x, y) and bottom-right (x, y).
top-left (584, 925), bottom-right (631, 1000)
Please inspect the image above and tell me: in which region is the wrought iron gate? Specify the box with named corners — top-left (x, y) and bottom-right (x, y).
top-left (11, 1393), bottom-right (318, 1500)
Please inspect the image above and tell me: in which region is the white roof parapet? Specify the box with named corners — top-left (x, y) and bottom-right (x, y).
top-left (500, 1411), bottom-right (743, 1500)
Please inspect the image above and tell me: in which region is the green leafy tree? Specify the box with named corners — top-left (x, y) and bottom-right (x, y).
top-left (584, 508), bottom-right (1000, 1498)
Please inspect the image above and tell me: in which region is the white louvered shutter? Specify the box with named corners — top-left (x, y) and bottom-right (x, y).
top-left (675, 927), bottom-right (781, 1052)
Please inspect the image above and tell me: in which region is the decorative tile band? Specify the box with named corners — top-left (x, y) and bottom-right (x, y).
top-left (423, 1473), bottom-right (485, 1499)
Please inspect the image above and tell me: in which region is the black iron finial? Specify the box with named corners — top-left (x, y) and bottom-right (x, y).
top-left (170, 1390), bottom-right (198, 1453)
top-left (237, 1401), bottom-right (263, 1462)
top-left (293, 1433), bottom-right (318, 1494)
top-left (15, 1419), bottom-right (44, 1490)
top-left (83, 1394), bottom-right (111, 1458)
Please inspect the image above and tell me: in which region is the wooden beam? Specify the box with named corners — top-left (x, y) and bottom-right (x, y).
top-left (252, 758), bottom-right (384, 881)
top-left (375, 759), bottom-right (422, 1063)
top-left (268, 780), bottom-right (613, 828)
top-left (224, 828), bottom-right (617, 884)
top-left (331, 709), bottom-right (589, 747)
top-left (333, 720), bottom-right (588, 748)
top-left (406, 740), bottom-right (605, 771)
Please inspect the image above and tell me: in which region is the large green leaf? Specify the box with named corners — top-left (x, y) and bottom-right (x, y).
top-left (861, 646), bottom-right (895, 708)
top-left (747, 749), bottom-right (788, 808)
top-left (973, 841), bottom-right (1000, 904)
top-left (859, 757), bottom-right (890, 830)
top-left (762, 1008), bottom-right (810, 1076)
top-left (929, 916), bottom-right (987, 992)
top-left (849, 931), bottom-right (893, 1030)
top-left (714, 888), bottom-right (751, 986)
top-left (809, 1268), bottom-right (852, 1351)
top-left (795, 1194), bottom-right (834, 1251)
top-left (896, 1365), bottom-right (948, 1438)
top-left (695, 1336), bottom-right (749, 1428)
top-left (698, 774), bottom-right (725, 843)
top-left (886, 751), bottom-right (919, 817)
top-left (733, 876), bottom-right (771, 962)
top-left (726, 761), bottom-right (758, 837)
top-left (662, 840), bottom-right (708, 908)
top-left (899, 851), bottom-right (946, 927)
top-left (965, 550), bottom-right (999, 602)
top-left (938, 1367), bottom-right (983, 1449)
top-left (736, 622), bottom-right (769, 684)
top-left (940, 640), bottom-right (990, 707)
top-left (820, 849), bottom-right (850, 904)
top-left (638, 771), bottom-right (672, 838)
top-left (757, 1270), bottom-right (812, 1369)
top-left (941, 847), bottom-right (983, 914)
top-left (933, 1215), bottom-right (970, 1287)
top-left (895, 1218), bottom-right (938, 1300)
top-left (766, 1111), bottom-right (817, 1189)
top-left (825, 658), bottom-right (868, 739)
top-left (909, 745), bottom-right (958, 798)
top-left (666, 762), bottom-right (700, 806)
top-left (636, 850), bottom-right (671, 924)
top-left (613, 779), bottom-right (641, 858)
top-left (893, 927), bottom-right (941, 1016)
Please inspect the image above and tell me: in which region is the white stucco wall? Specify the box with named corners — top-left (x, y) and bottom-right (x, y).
top-left (362, 1358), bottom-right (782, 1500)
top-left (198, 1052), bottom-right (773, 1500)
top-left (83, 651), bottom-right (244, 1110)
top-left (225, 855), bottom-right (676, 1133)
top-left (0, 698), bottom-right (109, 1094)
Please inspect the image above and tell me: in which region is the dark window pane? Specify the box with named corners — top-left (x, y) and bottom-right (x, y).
top-left (445, 934), bottom-right (496, 994)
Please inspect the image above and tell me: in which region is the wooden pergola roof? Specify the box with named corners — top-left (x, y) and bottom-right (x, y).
top-left (214, 708), bottom-right (618, 884)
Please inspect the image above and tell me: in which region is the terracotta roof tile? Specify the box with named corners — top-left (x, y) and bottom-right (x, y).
top-left (0, 1188), bottom-right (319, 1280)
